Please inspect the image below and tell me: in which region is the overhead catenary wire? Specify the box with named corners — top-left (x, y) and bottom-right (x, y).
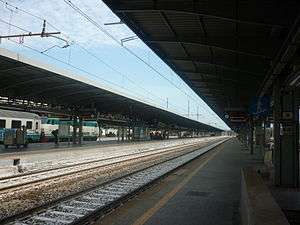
top-left (0, 17), bottom-right (28, 32)
top-left (7, 37), bottom-right (162, 109)
top-left (0, 1), bottom-right (191, 116)
top-left (0, 0), bottom-right (189, 114)
top-left (63, 0), bottom-right (199, 103)
top-left (62, 0), bottom-right (224, 124)
top-left (0, 0), bottom-right (226, 128)
top-left (0, 0), bottom-right (222, 125)
top-left (0, 21), bottom-right (158, 106)
top-left (0, 18), bottom-right (190, 117)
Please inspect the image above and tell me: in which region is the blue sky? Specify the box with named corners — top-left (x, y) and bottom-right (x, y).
top-left (0, 0), bottom-right (230, 130)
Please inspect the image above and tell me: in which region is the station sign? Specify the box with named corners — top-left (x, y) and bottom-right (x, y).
top-left (224, 110), bottom-right (247, 123)
top-left (249, 96), bottom-right (271, 116)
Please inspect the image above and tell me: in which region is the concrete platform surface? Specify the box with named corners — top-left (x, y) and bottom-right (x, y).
top-left (96, 138), bottom-right (257, 225)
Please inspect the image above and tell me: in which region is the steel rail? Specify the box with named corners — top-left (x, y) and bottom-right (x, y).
top-left (2, 138), bottom-right (230, 225)
top-left (0, 140), bottom-right (218, 192)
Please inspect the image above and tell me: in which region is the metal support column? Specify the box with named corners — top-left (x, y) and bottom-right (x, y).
top-left (127, 127), bottom-right (130, 141)
top-left (72, 116), bottom-right (77, 145)
top-left (273, 78), bottom-right (299, 187)
top-left (255, 120), bottom-right (264, 159)
top-left (249, 118), bottom-right (254, 155)
top-left (262, 119), bottom-right (266, 158)
top-left (121, 127), bottom-right (125, 141)
top-left (78, 117), bottom-right (83, 145)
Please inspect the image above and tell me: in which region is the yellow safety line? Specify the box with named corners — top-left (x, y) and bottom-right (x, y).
top-left (131, 145), bottom-right (223, 225)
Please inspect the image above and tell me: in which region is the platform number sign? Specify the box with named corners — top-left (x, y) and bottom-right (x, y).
top-left (249, 96), bottom-right (271, 116)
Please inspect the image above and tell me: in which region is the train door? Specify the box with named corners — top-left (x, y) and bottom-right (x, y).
top-left (0, 119), bottom-right (6, 129)
top-left (34, 119), bottom-right (41, 133)
top-left (0, 119), bottom-right (6, 142)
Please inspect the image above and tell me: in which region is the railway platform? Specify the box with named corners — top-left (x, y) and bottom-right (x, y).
top-left (95, 138), bottom-right (259, 225)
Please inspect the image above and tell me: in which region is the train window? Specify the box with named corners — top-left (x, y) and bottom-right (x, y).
top-left (11, 120), bottom-right (21, 129)
top-left (47, 119), bottom-right (54, 125)
top-left (0, 119), bottom-right (5, 128)
top-left (41, 117), bottom-right (48, 124)
top-left (26, 121), bottom-right (33, 129)
top-left (36, 122), bottom-right (39, 130)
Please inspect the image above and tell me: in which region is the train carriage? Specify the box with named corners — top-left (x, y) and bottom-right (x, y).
top-left (41, 118), bottom-right (99, 141)
top-left (0, 109), bottom-right (102, 145)
top-left (0, 109), bottom-right (41, 144)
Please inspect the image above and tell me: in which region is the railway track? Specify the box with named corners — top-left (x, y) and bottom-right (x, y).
top-left (4, 138), bottom-right (229, 225)
top-left (0, 139), bottom-right (156, 158)
top-left (0, 139), bottom-right (219, 192)
top-left (0, 138), bottom-right (212, 179)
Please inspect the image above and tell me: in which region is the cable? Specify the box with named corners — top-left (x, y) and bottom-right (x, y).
top-left (0, 1), bottom-right (227, 128)
top-left (0, 20), bottom-right (162, 108)
top-left (17, 41), bottom-right (167, 108)
top-left (0, 1), bottom-right (189, 115)
top-left (63, 0), bottom-right (225, 125)
top-left (0, 0), bottom-right (44, 21)
top-left (0, 0), bottom-right (221, 124)
top-left (0, 22), bottom-right (192, 121)
top-left (0, 18), bottom-right (28, 32)
top-left (63, 1), bottom-right (200, 103)
top-left (76, 44), bottom-right (168, 105)
top-left (0, 0), bottom-right (181, 110)
top-left (0, 22), bottom-right (166, 108)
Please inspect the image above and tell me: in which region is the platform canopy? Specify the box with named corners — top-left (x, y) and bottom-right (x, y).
top-left (0, 48), bottom-right (221, 132)
top-left (103, 0), bottom-right (300, 127)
